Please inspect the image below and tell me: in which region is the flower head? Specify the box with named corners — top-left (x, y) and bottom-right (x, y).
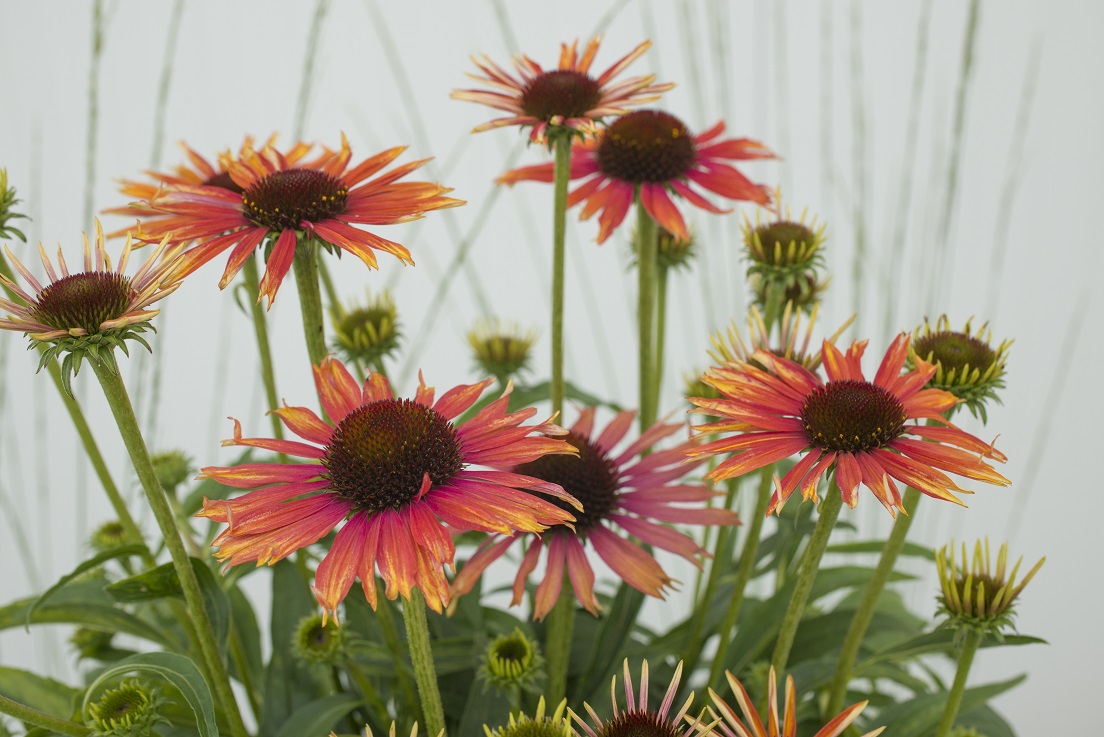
top-left (332, 290), bottom-right (402, 369)
top-left (908, 316), bottom-right (1010, 423)
top-left (90, 520), bottom-right (133, 552)
top-left (571, 660), bottom-right (704, 737)
top-left (197, 357), bottom-right (581, 618)
top-left (689, 334), bottom-right (1010, 516)
top-left (499, 111), bottom-right (774, 243)
top-left (935, 538), bottom-right (1044, 636)
top-left (451, 407), bottom-right (738, 620)
top-left (104, 136), bottom-right (301, 237)
top-left (453, 38), bottom-right (673, 145)
top-left (485, 696), bottom-right (571, 737)
top-left (335, 724), bottom-right (427, 737)
top-left (0, 220), bottom-right (183, 393)
top-left (706, 667), bottom-right (885, 737)
top-left (468, 318), bottom-right (538, 383)
top-left (137, 136), bottom-right (463, 306)
top-left (85, 680), bottom-right (168, 737)
top-left (293, 612), bottom-right (348, 665)
top-left (0, 168), bottom-right (30, 241)
top-left (151, 449), bottom-right (193, 493)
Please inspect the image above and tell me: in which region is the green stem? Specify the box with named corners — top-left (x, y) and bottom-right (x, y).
top-left (402, 591), bottom-right (446, 737)
top-left (934, 628), bottom-right (982, 737)
top-left (318, 257), bottom-right (343, 318)
top-left (761, 280), bottom-right (787, 333)
top-left (344, 657), bottom-right (393, 728)
top-left (544, 574), bottom-right (574, 706)
top-left (0, 693), bottom-right (90, 737)
top-left (825, 485), bottom-right (921, 717)
top-left (88, 357), bottom-right (247, 737)
top-left (706, 468), bottom-right (773, 691)
top-left (770, 488), bottom-right (843, 675)
top-left (242, 256), bottom-right (284, 442)
top-left (635, 195), bottom-right (658, 430)
top-left (550, 134), bottom-right (571, 419)
top-left (652, 265), bottom-right (669, 417)
top-left (228, 619), bottom-right (262, 724)
top-left (293, 238), bottom-right (328, 368)
top-left (375, 592), bottom-right (421, 722)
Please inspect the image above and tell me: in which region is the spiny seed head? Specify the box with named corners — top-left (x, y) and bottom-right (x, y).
top-left (332, 291), bottom-right (402, 367)
top-left (908, 316), bottom-right (1011, 423)
top-left (322, 398), bottom-right (464, 512)
top-left (468, 318), bottom-right (537, 382)
top-left (935, 538), bottom-right (1045, 636)
top-left (514, 431), bottom-right (620, 532)
top-left (597, 110), bottom-right (695, 183)
top-left (70, 627), bottom-right (115, 660)
top-left (86, 680), bottom-right (167, 737)
top-left (484, 697), bottom-right (571, 737)
top-left (520, 70), bottom-right (603, 122)
top-left (242, 168), bottom-right (348, 231)
top-left (293, 613), bottom-right (347, 665)
top-left (480, 628), bottom-right (543, 692)
top-left (32, 272), bottom-right (133, 334)
top-left (801, 380), bottom-right (907, 453)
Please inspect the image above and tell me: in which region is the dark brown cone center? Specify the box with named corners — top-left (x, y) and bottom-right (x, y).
top-left (596, 110), bottom-right (695, 183)
top-left (802, 379), bottom-right (907, 453)
top-left (322, 398), bottom-right (463, 511)
top-left (32, 272), bottom-right (134, 333)
top-left (242, 168), bottom-right (348, 231)
top-left (514, 431), bottom-right (619, 532)
top-left (594, 709), bottom-right (681, 737)
top-left (913, 330), bottom-right (996, 375)
top-left (519, 70), bottom-right (603, 121)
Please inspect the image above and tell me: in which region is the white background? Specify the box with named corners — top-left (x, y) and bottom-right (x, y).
top-left (0, 1), bottom-right (1100, 733)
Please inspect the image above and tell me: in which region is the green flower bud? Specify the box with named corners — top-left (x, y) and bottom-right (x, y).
top-left (483, 696), bottom-right (570, 737)
top-left (908, 316), bottom-right (1011, 423)
top-left (150, 450), bottom-right (192, 493)
top-left (479, 628), bottom-right (543, 694)
top-left (468, 319), bottom-right (537, 384)
top-left (86, 680), bottom-right (167, 737)
top-left (935, 539), bottom-right (1044, 637)
top-left (332, 291), bottom-right (402, 369)
top-left (293, 613), bottom-right (347, 666)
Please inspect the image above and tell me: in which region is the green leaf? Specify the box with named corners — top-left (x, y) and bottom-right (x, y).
top-left (864, 629), bottom-right (1047, 669)
top-left (273, 694), bottom-right (365, 737)
top-left (0, 667), bottom-right (80, 720)
top-left (827, 539), bottom-right (937, 561)
top-left (81, 653), bottom-right (218, 737)
top-left (571, 583), bottom-right (645, 705)
top-left (872, 675), bottom-right (1026, 737)
top-left (25, 544), bottom-right (146, 630)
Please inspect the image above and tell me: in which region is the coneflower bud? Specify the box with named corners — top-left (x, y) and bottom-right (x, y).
top-left (483, 696), bottom-right (570, 737)
top-left (90, 521), bottom-right (133, 552)
top-left (908, 316), bottom-right (1011, 422)
top-left (935, 539), bottom-right (1044, 637)
top-left (479, 628), bottom-right (543, 693)
top-left (742, 200), bottom-right (827, 320)
top-left (292, 613), bottom-right (347, 666)
top-left (85, 680), bottom-right (167, 737)
top-left (331, 291), bottom-right (401, 369)
top-left (150, 449), bottom-right (192, 494)
top-left (468, 319), bottom-right (537, 384)
top-left (0, 168), bottom-right (29, 242)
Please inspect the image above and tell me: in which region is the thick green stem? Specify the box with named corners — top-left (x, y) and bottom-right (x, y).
top-left (706, 468), bottom-right (774, 690)
top-left (825, 485), bottom-right (921, 717)
top-left (0, 693), bottom-right (90, 737)
top-left (242, 256), bottom-right (284, 442)
top-left (293, 239), bottom-right (328, 368)
top-left (88, 357), bottom-right (247, 737)
top-left (545, 574), bottom-right (574, 706)
top-left (402, 591), bottom-right (446, 737)
top-left (934, 628), bottom-right (982, 737)
top-left (770, 488), bottom-right (843, 675)
top-left (550, 134), bottom-right (571, 419)
top-left (652, 265), bottom-right (669, 417)
top-left (635, 196), bottom-right (659, 430)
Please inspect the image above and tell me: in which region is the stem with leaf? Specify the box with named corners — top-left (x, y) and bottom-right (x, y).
top-left (0, 693), bottom-right (90, 737)
top-left (88, 355), bottom-right (247, 737)
top-left (933, 628), bottom-right (982, 737)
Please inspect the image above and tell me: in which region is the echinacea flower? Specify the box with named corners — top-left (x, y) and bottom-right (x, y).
top-left (197, 357), bottom-right (581, 618)
top-left (138, 136), bottom-right (463, 305)
top-left (935, 538), bottom-right (1044, 635)
top-left (0, 219), bottom-right (183, 392)
top-left (908, 315), bottom-right (1011, 422)
top-left (571, 660), bottom-right (705, 737)
top-left (706, 667), bottom-right (885, 737)
top-left (498, 110), bottom-right (774, 243)
top-left (452, 38), bottom-right (673, 145)
top-left (689, 334), bottom-right (1010, 516)
top-left (450, 407), bottom-right (739, 620)
top-left (104, 136), bottom-right (309, 236)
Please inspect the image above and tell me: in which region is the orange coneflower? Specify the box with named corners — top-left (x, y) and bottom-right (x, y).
top-left (197, 357), bottom-right (581, 619)
top-left (452, 37), bottom-right (673, 144)
top-left (137, 136), bottom-right (463, 305)
top-left (498, 110), bottom-right (774, 243)
top-left (450, 406), bottom-right (739, 620)
top-left (688, 334), bottom-right (1010, 516)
